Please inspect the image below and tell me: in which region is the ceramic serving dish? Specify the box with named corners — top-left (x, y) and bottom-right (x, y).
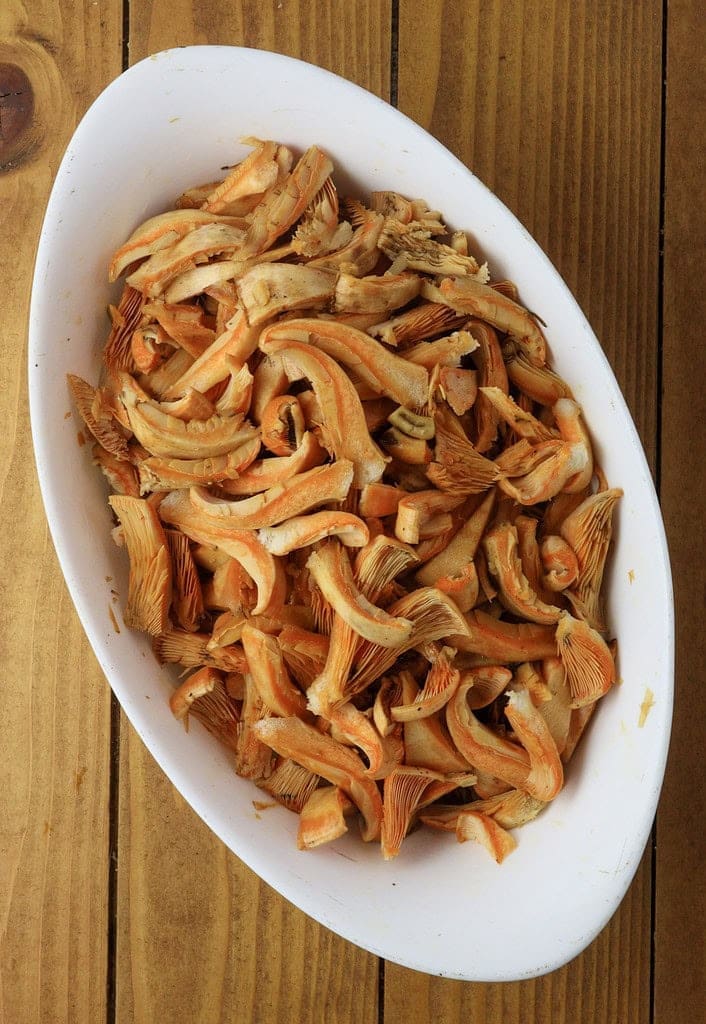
top-left (28, 46), bottom-right (673, 981)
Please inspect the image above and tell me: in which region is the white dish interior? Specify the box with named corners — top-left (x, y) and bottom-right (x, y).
top-left (29, 46), bottom-right (673, 981)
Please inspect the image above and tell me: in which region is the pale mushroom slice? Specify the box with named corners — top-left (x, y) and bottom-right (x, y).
top-left (395, 490), bottom-right (465, 545)
top-left (514, 515), bottom-right (556, 606)
top-left (214, 363), bottom-right (254, 417)
top-left (378, 219), bottom-right (486, 279)
top-left (108, 495), bottom-right (172, 635)
top-left (498, 440), bottom-right (590, 505)
top-left (379, 428), bottom-right (431, 466)
top-left (308, 203), bottom-right (384, 276)
top-left (260, 318), bottom-right (429, 409)
top-left (560, 488), bottom-right (623, 632)
top-left (349, 588), bottom-right (471, 696)
top-left (483, 522), bottom-right (561, 625)
top-left (416, 490), bottom-right (495, 587)
top-left (241, 624), bottom-right (310, 720)
top-left (130, 324), bottom-right (173, 375)
top-left (325, 702), bottom-right (398, 779)
top-left (158, 489), bottom-right (286, 616)
top-left (103, 284), bottom-right (146, 373)
top-left (243, 145), bottom-right (334, 257)
top-left (153, 627), bottom-right (248, 673)
top-left (401, 330), bottom-right (478, 370)
top-left (165, 529), bottom-right (204, 632)
top-left (422, 277), bottom-right (547, 367)
top-left (220, 433), bottom-right (327, 496)
top-left (451, 610), bottom-right (557, 662)
top-left (163, 309), bottom-right (261, 399)
top-left (237, 264), bottom-right (336, 326)
top-left (126, 223), bottom-right (247, 298)
top-left (306, 539), bottom-right (413, 648)
top-left (533, 657), bottom-right (572, 756)
top-left (427, 405), bottom-right (501, 495)
top-left (260, 395), bottom-right (306, 456)
top-left (254, 338), bottom-right (387, 486)
top-left (92, 444), bottom-right (140, 497)
top-left (420, 789), bottom-right (544, 831)
top-left (455, 812), bottom-right (517, 863)
top-left (404, 709), bottom-right (472, 774)
top-left (391, 646), bottom-right (461, 721)
top-left (369, 302), bottom-right (467, 348)
top-left (150, 387), bottom-right (216, 422)
top-left (446, 683), bottom-right (530, 790)
top-left (359, 482), bottom-right (408, 518)
top-left (137, 437), bottom-right (261, 494)
top-left (169, 667), bottom-right (240, 752)
top-left (141, 348), bottom-right (195, 399)
top-left (479, 386), bottom-right (556, 443)
top-left (553, 399), bottom-right (594, 493)
top-left (504, 688), bottom-right (564, 801)
top-left (68, 374), bottom-right (130, 460)
top-left (380, 766), bottom-right (450, 860)
top-left (208, 610), bottom-right (248, 649)
top-left (258, 757), bottom-right (320, 813)
top-left (278, 626), bottom-right (329, 690)
top-left (297, 787), bottom-right (355, 850)
top-left (555, 610), bottom-right (616, 708)
top-left (188, 460), bottom-right (354, 530)
top-left (258, 511), bottom-right (369, 555)
top-left (333, 271), bottom-right (421, 315)
top-left (505, 346), bottom-right (573, 405)
top-left (162, 261), bottom-right (243, 305)
top-left (541, 535), bottom-right (579, 592)
top-left (236, 675), bottom-right (275, 781)
top-left (141, 299), bottom-right (216, 358)
top-left (202, 558), bottom-right (256, 615)
top-left (252, 716), bottom-right (383, 842)
top-left (461, 665), bottom-right (513, 710)
top-left (292, 175), bottom-right (353, 257)
top-left (437, 366), bottom-right (478, 416)
top-left (201, 139), bottom-right (291, 214)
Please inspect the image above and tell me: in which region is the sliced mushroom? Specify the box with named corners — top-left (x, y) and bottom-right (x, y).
top-left (241, 624), bottom-right (310, 720)
top-left (169, 668), bottom-right (240, 752)
top-left (504, 688), bottom-right (563, 801)
top-left (297, 787), bottom-right (354, 850)
top-left (560, 488), bottom-right (623, 632)
top-left (260, 395), bottom-right (306, 456)
top-left (108, 495), bottom-right (172, 635)
top-left (555, 611), bottom-right (616, 708)
top-left (427, 405), bottom-right (500, 496)
top-left (237, 263), bottom-right (336, 326)
top-left (165, 528), bottom-right (204, 631)
top-left (258, 757), bottom-right (320, 813)
top-left (483, 521), bottom-right (561, 625)
top-left (452, 610), bottom-right (557, 662)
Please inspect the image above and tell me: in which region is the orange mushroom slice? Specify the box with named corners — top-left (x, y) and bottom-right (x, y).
top-left (220, 432), bottom-right (326, 496)
top-left (420, 789), bottom-right (545, 831)
top-left (422, 276), bottom-right (547, 367)
top-left (555, 610), bottom-right (616, 708)
top-left (369, 301), bottom-right (467, 348)
top-left (137, 437), bottom-right (261, 494)
top-left (505, 347), bottom-right (572, 405)
top-left (461, 665), bottom-right (513, 710)
top-left (504, 687), bottom-right (564, 801)
top-left (359, 482), bottom-right (408, 518)
top-left (334, 271), bottom-right (421, 315)
top-left (214, 363), bottom-right (254, 417)
top-left (324, 702), bottom-right (392, 778)
top-left (498, 440), bottom-right (590, 505)
top-left (258, 511), bottom-right (369, 555)
top-left (153, 627), bottom-right (248, 673)
top-left (141, 299), bottom-right (216, 357)
top-left (306, 539), bottom-right (413, 648)
top-left (553, 399), bottom-right (594, 493)
top-left (478, 386), bottom-right (556, 443)
top-left (108, 495), bottom-right (171, 635)
top-left (395, 490), bottom-right (465, 545)
top-left (416, 490), bottom-right (495, 587)
top-left (446, 683), bottom-right (530, 789)
top-left (169, 667), bottom-right (240, 752)
top-left (401, 330), bottom-right (479, 370)
top-left (259, 395), bottom-right (306, 456)
top-left (260, 318), bottom-right (429, 409)
top-left (235, 676), bottom-right (275, 781)
top-left (427, 405), bottom-right (500, 496)
top-left (297, 787), bottom-right (355, 850)
top-left (560, 487), bottom-right (623, 632)
top-left (378, 220), bottom-right (485, 279)
top-left (254, 337), bottom-right (387, 486)
top-left (483, 521), bottom-right (561, 625)
top-left (92, 443), bottom-right (140, 496)
top-left (165, 528), bottom-right (204, 632)
top-left (158, 489), bottom-right (285, 616)
top-left (237, 263), bottom-right (336, 326)
top-left (533, 656), bottom-right (572, 756)
top-left (252, 716), bottom-right (383, 842)
top-left (278, 626), bottom-right (329, 690)
top-left (201, 139), bottom-right (291, 214)
top-left (258, 757), bottom-right (320, 813)
top-left (68, 374), bottom-right (130, 460)
top-left (452, 610), bottom-right (557, 662)
top-left (202, 558), bottom-right (256, 614)
top-left (241, 624), bottom-right (310, 720)
top-left (125, 222), bottom-right (246, 297)
top-left (381, 766), bottom-right (448, 859)
top-left (437, 366), bottom-right (478, 416)
top-left (540, 534), bottom-right (579, 592)
top-left (163, 309), bottom-right (260, 399)
top-left (308, 204), bottom-right (384, 276)
top-left (391, 646), bottom-right (461, 721)
top-left (189, 460), bottom-right (354, 530)
top-left (455, 812), bottom-right (517, 863)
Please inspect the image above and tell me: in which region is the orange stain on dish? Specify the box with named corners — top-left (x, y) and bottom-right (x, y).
top-left (638, 688), bottom-right (655, 728)
top-left (77, 430), bottom-right (86, 446)
top-left (108, 605), bottom-right (121, 633)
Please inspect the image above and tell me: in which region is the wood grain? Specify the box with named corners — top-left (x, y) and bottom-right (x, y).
top-left (654, 1), bottom-right (706, 1021)
top-left (0, 2), bottom-right (121, 1022)
top-left (386, 1), bottom-right (662, 1019)
top-left (115, 4), bottom-right (390, 1022)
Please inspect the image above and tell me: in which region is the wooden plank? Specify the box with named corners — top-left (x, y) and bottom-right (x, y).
top-left (116, 4), bottom-right (390, 1022)
top-left (654, 2), bottom-right (706, 1021)
top-left (386, 1), bottom-right (661, 1020)
top-left (0, 2), bottom-right (122, 1022)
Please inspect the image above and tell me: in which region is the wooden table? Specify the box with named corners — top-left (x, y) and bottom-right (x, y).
top-left (1, 2), bottom-right (703, 1021)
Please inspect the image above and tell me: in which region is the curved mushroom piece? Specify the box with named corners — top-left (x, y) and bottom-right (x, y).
top-left (307, 203), bottom-right (384, 276)
top-left (422, 276), bottom-right (547, 367)
top-left (416, 490), bottom-right (495, 587)
top-left (505, 348), bottom-right (573, 405)
top-left (427, 405), bottom-right (501, 496)
top-left (237, 263), bottom-right (336, 326)
top-left (169, 667), bottom-right (240, 752)
top-left (126, 222), bottom-right (247, 298)
top-left (165, 528), bottom-right (204, 631)
top-left (334, 271), bottom-right (421, 314)
top-left (252, 716), bottom-right (383, 842)
top-left (482, 521), bottom-right (561, 625)
top-left (306, 540), bottom-right (413, 648)
top-left (435, 561), bottom-right (480, 613)
top-left (297, 787), bottom-right (354, 850)
top-left (201, 139), bottom-right (291, 215)
top-left (553, 399), bottom-right (594, 493)
top-left (163, 310), bottom-right (260, 400)
top-left (504, 688), bottom-right (564, 801)
top-left (461, 665), bottom-right (513, 710)
top-left (395, 490), bottom-right (465, 545)
top-left (369, 301), bottom-right (467, 348)
top-left (452, 610), bottom-right (557, 662)
top-left (255, 337), bottom-right (387, 486)
top-left (214, 363), bottom-right (254, 416)
top-left (235, 675), bottom-right (275, 781)
top-left (534, 656), bottom-right (572, 755)
top-left (137, 437), bottom-right (261, 494)
top-left (378, 220), bottom-right (485, 279)
top-left (258, 511), bottom-right (369, 555)
top-left (498, 440), bottom-right (590, 505)
top-left (250, 354), bottom-right (289, 424)
top-left (159, 489), bottom-right (286, 616)
top-left (420, 789), bottom-right (544, 831)
top-left (68, 374), bottom-right (130, 460)
top-left (514, 515), bottom-right (556, 606)
top-left (108, 495), bottom-right (172, 635)
top-left (479, 386), bottom-right (556, 443)
top-left (381, 766), bottom-right (448, 860)
top-left (541, 534), bottom-right (580, 592)
top-left (379, 427), bottom-right (431, 465)
top-left (258, 757), bottom-right (320, 814)
top-left (241, 624), bottom-right (310, 720)
top-left (446, 682), bottom-right (530, 790)
top-left (401, 330), bottom-right (478, 370)
top-left (560, 488), bottom-right (623, 632)
top-left (454, 812), bottom-right (518, 863)
top-left (391, 646), bottom-right (461, 721)
top-left (555, 611), bottom-right (616, 708)
top-left (324, 702), bottom-right (395, 779)
top-left (121, 391), bottom-right (259, 460)
top-left (260, 318), bottom-right (429, 409)
top-left (141, 299), bottom-right (217, 358)
top-left (259, 395), bottom-right (306, 457)
top-left (278, 626), bottom-right (329, 690)
top-left (359, 482), bottom-right (408, 517)
top-left (92, 443), bottom-right (140, 496)
top-left (103, 284), bottom-right (146, 374)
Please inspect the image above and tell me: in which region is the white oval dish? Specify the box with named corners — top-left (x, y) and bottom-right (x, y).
top-left (29, 46), bottom-right (673, 982)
